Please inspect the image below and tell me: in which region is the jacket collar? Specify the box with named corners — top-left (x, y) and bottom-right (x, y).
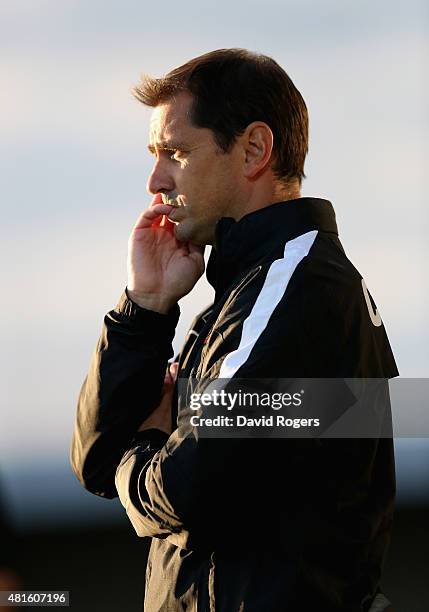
top-left (206, 197), bottom-right (338, 298)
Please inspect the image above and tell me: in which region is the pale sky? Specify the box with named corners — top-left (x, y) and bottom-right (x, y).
top-left (0, 0), bottom-right (428, 523)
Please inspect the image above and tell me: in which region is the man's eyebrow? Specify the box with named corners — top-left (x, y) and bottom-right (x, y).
top-left (147, 141), bottom-right (189, 154)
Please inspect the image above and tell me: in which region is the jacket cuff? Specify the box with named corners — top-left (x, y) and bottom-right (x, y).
top-left (131, 428), bottom-right (170, 448)
top-left (112, 288), bottom-right (180, 331)
top-left (118, 428), bottom-right (169, 468)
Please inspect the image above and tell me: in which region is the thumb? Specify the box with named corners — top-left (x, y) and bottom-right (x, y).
top-left (169, 362), bottom-right (179, 381)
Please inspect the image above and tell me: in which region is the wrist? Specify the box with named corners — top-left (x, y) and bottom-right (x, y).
top-left (126, 287), bottom-right (176, 315)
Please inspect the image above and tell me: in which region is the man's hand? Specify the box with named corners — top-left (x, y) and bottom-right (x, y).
top-left (138, 362), bottom-right (178, 435)
top-left (127, 194), bottom-right (205, 314)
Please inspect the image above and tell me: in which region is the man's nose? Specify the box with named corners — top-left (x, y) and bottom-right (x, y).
top-left (146, 159), bottom-right (175, 195)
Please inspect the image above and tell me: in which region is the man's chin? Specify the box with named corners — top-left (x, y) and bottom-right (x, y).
top-left (174, 220), bottom-right (214, 246)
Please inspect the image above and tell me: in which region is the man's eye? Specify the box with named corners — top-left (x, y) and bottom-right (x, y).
top-left (170, 150), bottom-right (184, 161)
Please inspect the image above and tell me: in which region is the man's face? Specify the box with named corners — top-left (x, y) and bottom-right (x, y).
top-left (147, 92), bottom-right (242, 245)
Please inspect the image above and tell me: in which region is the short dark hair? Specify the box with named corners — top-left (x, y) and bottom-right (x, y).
top-left (133, 48), bottom-right (308, 185)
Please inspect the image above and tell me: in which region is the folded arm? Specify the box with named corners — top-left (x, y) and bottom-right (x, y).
top-left (70, 289), bottom-right (179, 498)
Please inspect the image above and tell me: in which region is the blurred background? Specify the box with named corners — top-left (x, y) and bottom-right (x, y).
top-left (0, 0), bottom-right (428, 610)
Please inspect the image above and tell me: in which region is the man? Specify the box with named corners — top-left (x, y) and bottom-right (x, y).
top-left (71, 49), bottom-right (398, 611)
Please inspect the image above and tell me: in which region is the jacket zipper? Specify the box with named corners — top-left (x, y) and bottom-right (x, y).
top-left (195, 265), bottom-right (262, 380)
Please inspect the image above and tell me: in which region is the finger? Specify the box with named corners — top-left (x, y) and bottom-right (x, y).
top-left (150, 193), bottom-right (164, 207)
top-left (158, 213), bottom-right (176, 236)
top-left (169, 362), bottom-right (179, 381)
top-left (164, 363), bottom-right (173, 384)
top-left (150, 195), bottom-right (177, 231)
top-left (132, 203), bottom-right (174, 230)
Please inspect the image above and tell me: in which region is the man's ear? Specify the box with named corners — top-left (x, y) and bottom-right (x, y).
top-left (242, 122), bottom-right (274, 179)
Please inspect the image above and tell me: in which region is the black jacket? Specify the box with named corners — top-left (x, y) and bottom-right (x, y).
top-left (71, 198), bottom-right (398, 611)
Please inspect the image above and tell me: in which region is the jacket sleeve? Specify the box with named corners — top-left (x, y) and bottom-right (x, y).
top-left (70, 289), bottom-right (180, 498)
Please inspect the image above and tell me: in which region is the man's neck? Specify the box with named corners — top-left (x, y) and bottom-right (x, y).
top-left (234, 181), bottom-right (301, 221)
